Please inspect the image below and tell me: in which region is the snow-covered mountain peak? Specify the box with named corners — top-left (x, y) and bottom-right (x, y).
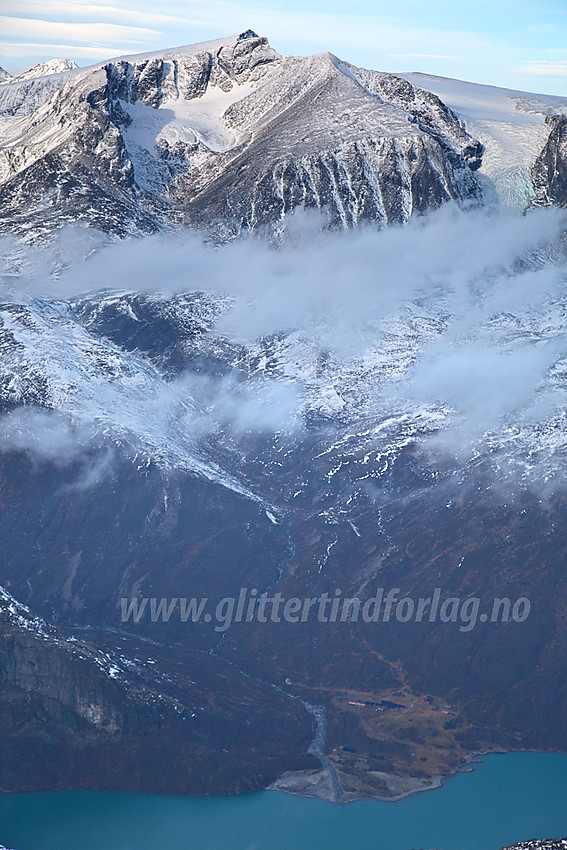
top-left (4, 58), bottom-right (79, 84)
top-left (0, 33), bottom-right (485, 237)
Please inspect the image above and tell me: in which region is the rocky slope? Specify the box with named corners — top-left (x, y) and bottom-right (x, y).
top-left (532, 116), bottom-right (567, 208)
top-left (503, 838), bottom-right (567, 850)
top-left (1, 204), bottom-right (567, 797)
top-left (0, 581), bottom-right (315, 794)
top-left (0, 32), bottom-right (483, 237)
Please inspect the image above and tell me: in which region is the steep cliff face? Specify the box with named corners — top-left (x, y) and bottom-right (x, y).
top-left (532, 116), bottom-right (567, 208)
top-left (0, 33), bottom-right (483, 237)
top-left (0, 586), bottom-right (126, 734)
top-left (0, 65), bottom-right (157, 237)
top-left (104, 33), bottom-right (278, 107)
top-left (0, 584), bottom-right (316, 793)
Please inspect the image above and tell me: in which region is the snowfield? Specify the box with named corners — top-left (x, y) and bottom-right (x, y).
top-left (401, 72), bottom-right (567, 207)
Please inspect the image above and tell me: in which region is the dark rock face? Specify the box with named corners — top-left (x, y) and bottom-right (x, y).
top-left (532, 116), bottom-right (567, 208)
top-left (185, 51), bottom-right (483, 232)
top-left (0, 36), bottom-right (483, 238)
top-left (187, 136), bottom-right (477, 230)
top-left (338, 62), bottom-right (483, 171)
top-left (103, 36), bottom-right (277, 107)
top-left (0, 480), bottom-right (316, 795)
top-left (0, 75), bottom-right (158, 237)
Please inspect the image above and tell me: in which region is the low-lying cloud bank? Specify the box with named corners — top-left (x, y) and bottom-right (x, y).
top-left (1, 203), bottom-right (567, 493)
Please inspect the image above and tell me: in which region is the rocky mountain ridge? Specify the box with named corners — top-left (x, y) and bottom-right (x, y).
top-left (0, 32), bottom-right (484, 237)
top-left (532, 115), bottom-right (567, 208)
top-left (503, 843), bottom-right (567, 850)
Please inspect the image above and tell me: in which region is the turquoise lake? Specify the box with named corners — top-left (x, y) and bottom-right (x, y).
top-left (0, 752), bottom-right (566, 850)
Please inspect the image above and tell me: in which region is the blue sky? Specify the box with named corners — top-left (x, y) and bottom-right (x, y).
top-left (1, 0), bottom-right (566, 94)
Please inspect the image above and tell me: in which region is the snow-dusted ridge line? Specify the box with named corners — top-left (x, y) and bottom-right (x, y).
top-left (83, 32), bottom-right (256, 72)
top-left (0, 35), bottom-right (564, 242)
top-left (0, 35), bottom-right (251, 87)
top-left (0, 294), bottom-right (275, 507)
top-left (0, 584), bottom-right (54, 640)
top-left (0, 58), bottom-right (79, 85)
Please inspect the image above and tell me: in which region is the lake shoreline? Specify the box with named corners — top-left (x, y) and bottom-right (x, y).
top-left (268, 746), bottom-right (561, 805)
top-left (0, 747), bottom-right (563, 805)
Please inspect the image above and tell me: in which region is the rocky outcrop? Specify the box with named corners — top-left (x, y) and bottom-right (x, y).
top-left (531, 115), bottom-right (567, 208)
top-left (105, 34), bottom-right (278, 107)
top-left (184, 51), bottom-right (482, 231)
top-left (337, 60), bottom-right (483, 170)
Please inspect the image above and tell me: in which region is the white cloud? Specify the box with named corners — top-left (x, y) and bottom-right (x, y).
top-left (0, 41), bottom-right (123, 58)
top-left (388, 53), bottom-right (464, 60)
top-left (0, 1), bottom-right (190, 28)
top-left (516, 60), bottom-right (567, 76)
top-left (0, 16), bottom-right (159, 47)
top-left (2, 205), bottom-right (567, 493)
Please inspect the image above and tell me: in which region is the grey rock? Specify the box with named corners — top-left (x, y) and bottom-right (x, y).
top-left (532, 115), bottom-right (567, 208)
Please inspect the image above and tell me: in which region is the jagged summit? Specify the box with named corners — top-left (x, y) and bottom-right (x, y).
top-left (79, 32), bottom-right (272, 74)
top-left (237, 29), bottom-right (259, 41)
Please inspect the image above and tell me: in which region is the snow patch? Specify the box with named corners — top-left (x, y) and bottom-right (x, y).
top-left (122, 82), bottom-right (256, 155)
